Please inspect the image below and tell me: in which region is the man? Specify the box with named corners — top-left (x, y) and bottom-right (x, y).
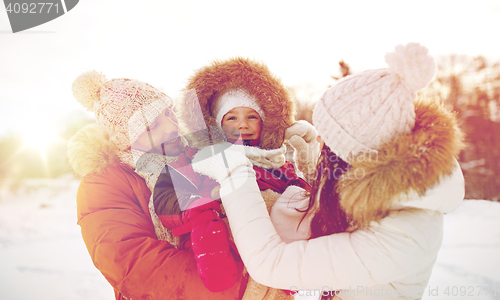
top-left (68, 70), bottom-right (247, 300)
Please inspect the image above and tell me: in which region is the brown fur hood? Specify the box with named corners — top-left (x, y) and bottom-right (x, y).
top-left (177, 57), bottom-right (295, 150)
top-left (67, 123), bottom-right (121, 178)
top-left (339, 100), bottom-right (466, 230)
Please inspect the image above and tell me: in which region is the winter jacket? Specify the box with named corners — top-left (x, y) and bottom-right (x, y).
top-left (152, 146), bottom-right (243, 292)
top-left (177, 57), bottom-right (302, 300)
top-left (68, 123), bottom-right (248, 300)
top-left (152, 146), bottom-right (218, 231)
top-left (209, 101), bottom-right (465, 299)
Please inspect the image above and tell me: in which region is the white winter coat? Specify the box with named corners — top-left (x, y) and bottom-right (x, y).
top-left (209, 101), bottom-right (466, 300)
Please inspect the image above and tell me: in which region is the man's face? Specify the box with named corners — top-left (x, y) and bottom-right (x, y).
top-left (132, 109), bottom-right (183, 156)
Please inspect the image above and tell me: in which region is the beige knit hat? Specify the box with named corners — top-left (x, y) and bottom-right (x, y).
top-left (72, 71), bottom-right (174, 150)
top-left (312, 43), bottom-right (436, 163)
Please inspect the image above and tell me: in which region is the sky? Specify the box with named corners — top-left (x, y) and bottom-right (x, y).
top-left (1, 0), bottom-right (500, 140)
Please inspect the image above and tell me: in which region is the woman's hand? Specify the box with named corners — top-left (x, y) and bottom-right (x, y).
top-left (285, 120), bottom-right (321, 176)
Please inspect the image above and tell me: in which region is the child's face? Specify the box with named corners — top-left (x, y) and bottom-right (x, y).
top-left (221, 107), bottom-right (262, 140)
top-left (132, 109), bottom-right (183, 155)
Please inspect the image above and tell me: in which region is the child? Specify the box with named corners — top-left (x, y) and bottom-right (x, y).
top-left (216, 90), bottom-right (317, 246)
top-left (176, 57), bottom-right (317, 299)
top-left (214, 88), bottom-right (311, 212)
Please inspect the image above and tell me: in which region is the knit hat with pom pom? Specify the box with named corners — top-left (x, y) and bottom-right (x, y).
top-left (72, 71), bottom-right (174, 151)
top-left (312, 42), bottom-right (436, 163)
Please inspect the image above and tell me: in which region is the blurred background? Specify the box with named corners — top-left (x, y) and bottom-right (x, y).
top-left (2, 52), bottom-right (500, 200)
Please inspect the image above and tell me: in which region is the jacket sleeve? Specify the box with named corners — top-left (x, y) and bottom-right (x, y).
top-left (218, 167), bottom-right (444, 291)
top-left (153, 165), bottom-right (201, 219)
top-left (76, 166), bottom-right (246, 300)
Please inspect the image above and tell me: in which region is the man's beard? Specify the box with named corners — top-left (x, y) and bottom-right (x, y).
top-left (154, 136), bottom-right (183, 156)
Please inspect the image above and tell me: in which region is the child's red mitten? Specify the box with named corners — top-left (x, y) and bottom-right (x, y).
top-left (173, 198), bottom-right (239, 292)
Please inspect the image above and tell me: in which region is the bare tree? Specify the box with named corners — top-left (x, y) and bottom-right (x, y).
top-left (427, 55), bottom-right (500, 200)
top-left (331, 60), bottom-right (352, 81)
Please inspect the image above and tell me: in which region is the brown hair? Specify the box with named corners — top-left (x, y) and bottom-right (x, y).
top-left (305, 145), bottom-right (351, 239)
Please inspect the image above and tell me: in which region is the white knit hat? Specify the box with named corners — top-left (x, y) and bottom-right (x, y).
top-left (312, 43), bottom-right (436, 163)
top-left (72, 71), bottom-right (174, 150)
top-left (213, 89), bottom-right (265, 125)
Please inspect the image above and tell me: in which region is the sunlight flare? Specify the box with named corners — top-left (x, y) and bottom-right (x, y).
top-left (21, 120), bottom-right (59, 155)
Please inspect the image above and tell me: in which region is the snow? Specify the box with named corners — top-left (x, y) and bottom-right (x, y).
top-left (427, 200), bottom-right (500, 300)
top-left (0, 177), bottom-right (113, 300)
top-left (0, 177), bottom-right (499, 300)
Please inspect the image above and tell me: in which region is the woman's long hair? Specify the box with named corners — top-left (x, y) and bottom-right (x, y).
top-left (306, 144), bottom-right (351, 239)
top-left (303, 145), bottom-right (351, 300)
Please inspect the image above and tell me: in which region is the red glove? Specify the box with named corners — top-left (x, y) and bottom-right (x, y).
top-left (173, 198), bottom-right (240, 292)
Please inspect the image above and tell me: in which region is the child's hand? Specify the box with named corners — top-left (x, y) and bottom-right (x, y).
top-left (171, 198), bottom-right (221, 237)
top-left (181, 198), bottom-right (222, 226)
top-left (174, 197), bottom-right (239, 292)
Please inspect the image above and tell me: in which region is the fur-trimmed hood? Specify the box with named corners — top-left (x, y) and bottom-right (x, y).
top-left (339, 100), bottom-right (466, 230)
top-left (177, 57), bottom-right (295, 150)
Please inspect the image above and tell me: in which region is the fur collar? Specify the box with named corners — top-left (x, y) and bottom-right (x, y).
top-left (67, 123), bottom-right (179, 178)
top-left (177, 57), bottom-right (295, 150)
top-left (67, 123), bottom-right (121, 178)
top-left (339, 100), bottom-right (465, 229)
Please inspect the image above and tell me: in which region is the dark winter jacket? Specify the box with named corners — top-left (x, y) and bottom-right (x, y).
top-left (152, 146), bottom-right (218, 229)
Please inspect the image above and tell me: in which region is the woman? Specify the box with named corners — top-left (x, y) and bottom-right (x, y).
top-left (191, 43), bottom-right (465, 299)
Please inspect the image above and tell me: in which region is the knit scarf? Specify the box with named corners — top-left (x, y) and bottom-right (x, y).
top-left (242, 144), bottom-right (287, 169)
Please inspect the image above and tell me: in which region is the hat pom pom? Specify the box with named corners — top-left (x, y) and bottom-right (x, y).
top-left (72, 70), bottom-right (107, 111)
top-left (385, 43), bottom-right (436, 92)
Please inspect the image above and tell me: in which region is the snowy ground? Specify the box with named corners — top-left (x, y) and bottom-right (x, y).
top-left (0, 177), bottom-right (499, 300)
